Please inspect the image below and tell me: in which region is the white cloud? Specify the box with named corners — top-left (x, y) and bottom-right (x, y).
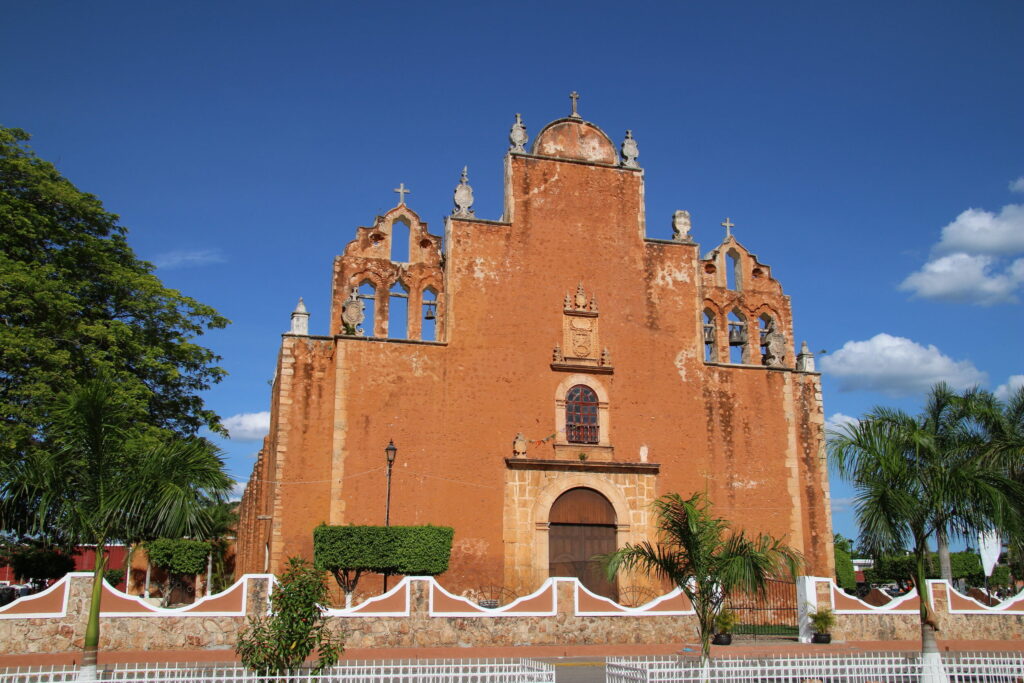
top-left (153, 249), bottom-right (225, 269)
top-left (934, 204), bottom-right (1024, 256)
top-left (223, 411), bottom-right (270, 441)
top-left (230, 479), bottom-right (248, 501)
top-left (899, 253), bottom-right (1024, 305)
top-left (825, 412), bottom-right (860, 435)
top-left (830, 496), bottom-right (855, 514)
top-left (820, 333), bottom-right (986, 397)
top-left (995, 375), bottom-right (1024, 402)
top-left (1010, 177), bottom-right (1024, 193)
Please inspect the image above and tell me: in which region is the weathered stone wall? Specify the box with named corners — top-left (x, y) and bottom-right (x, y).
top-left (806, 577), bottom-right (1024, 643)
top-left (2, 574), bottom-right (1023, 657)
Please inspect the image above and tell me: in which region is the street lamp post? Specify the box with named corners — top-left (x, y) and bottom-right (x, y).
top-left (383, 440), bottom-right (397, 592)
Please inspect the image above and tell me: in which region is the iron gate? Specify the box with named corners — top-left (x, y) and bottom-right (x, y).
top-left (725, 578), bottom-right (798, 639)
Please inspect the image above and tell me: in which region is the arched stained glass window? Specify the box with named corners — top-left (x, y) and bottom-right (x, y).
top-left (566, 385), bottom-right (599, 444)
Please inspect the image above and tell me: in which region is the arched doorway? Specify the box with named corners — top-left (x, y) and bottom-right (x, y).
top-left (548, 487), bottom-right (618, 601)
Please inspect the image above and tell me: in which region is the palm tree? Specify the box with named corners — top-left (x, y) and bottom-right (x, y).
top-left (0, 380), bottom-right (231, 680)
top-left (602, 492), bottom-right (802, 666)
top-left (828, 401), bottom-right (1021, 676)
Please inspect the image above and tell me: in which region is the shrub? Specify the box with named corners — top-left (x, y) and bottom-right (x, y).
top-left (146, 538), bottom-right (211, 575)
top-left (313, 524), bottom-right (453, 604)
top-left (714, 609), bottom-right (738, 634)
top-left (236, 557), bottom-right (343, 674)
top-left (807, 606), bottom-right (836, 634)
top-left (9, 547), bottom-right (75, 582)
top-left (104, 569), bottom-right (125, 587)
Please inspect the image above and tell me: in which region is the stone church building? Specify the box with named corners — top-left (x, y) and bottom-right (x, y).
top-left (236, 100), bottom-right (834, 601)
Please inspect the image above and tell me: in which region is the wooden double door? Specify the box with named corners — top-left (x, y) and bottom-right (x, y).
top-left (547, 487), bottom-right (618, 602)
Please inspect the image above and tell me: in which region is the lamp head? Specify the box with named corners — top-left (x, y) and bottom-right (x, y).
top-left (385, 439), bottom-right (397, 465)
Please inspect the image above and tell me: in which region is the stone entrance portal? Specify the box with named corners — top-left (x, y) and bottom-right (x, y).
top-left (547, 487), bottom-right (618, 601)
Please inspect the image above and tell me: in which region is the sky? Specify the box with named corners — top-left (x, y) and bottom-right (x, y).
top-left (3, 1), bottom-right (1023, 548)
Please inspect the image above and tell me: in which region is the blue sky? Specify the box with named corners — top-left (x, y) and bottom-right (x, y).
top-left (3, 2), bottom-right (1022, 546)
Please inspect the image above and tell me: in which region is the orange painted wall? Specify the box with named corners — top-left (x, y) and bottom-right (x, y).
top-left (236, 115), bottom-right (834, 593)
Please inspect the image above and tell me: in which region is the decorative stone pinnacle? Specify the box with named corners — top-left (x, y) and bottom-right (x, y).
top-left (721, 217), bottom-right (735, 239)
top-left (796, 341), bottom-right (816, 373)
top-left (621, 130), bottom-right (640, 169)
top-left (574, 282), bottom-right (587, 309)
top-left (452, 166), bottom-right (474, 218)
top-left (290, 297), bottom-right (310, 335)
top-left (393, 182), bottom-right (411, 205)
top-left (509, 113), bottom-right (528, 153)
top-left (569, 91), bottom-right (581, 119)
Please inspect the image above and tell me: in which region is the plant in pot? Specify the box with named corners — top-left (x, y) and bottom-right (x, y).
top-left (807, 606), bottom-right (836, 643)
top-left (712, 608), bottom-right (737, 645)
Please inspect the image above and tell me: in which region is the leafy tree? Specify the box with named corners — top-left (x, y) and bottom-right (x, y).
top-left (829, 402), bottom-right (1022, 668)
top-left (8, 545), bottom-right (75, 584)
top-left (237, 557), bottom-right (344, 675)
top-left (146, 538), bottom-right (211, 606)
top-left (0, 126), bottom-right (229, 467)
top-left (833, 534), bottom-right (856, 592)
top-left (0, 380), bottom-right (231, 677)
top-left (602, 492), bottom-right (802, 666)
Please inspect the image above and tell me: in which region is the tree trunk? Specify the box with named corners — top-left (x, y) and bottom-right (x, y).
top-left (124, 544), bottom-right (136, 595)
top-left (77, 542), bottom-right (107, 682)
top-left (937, 526), bottom-right (953, 583)
top-left (915, 544), bottom-right (947, 683)
top-left (144, 557), bottom-right (151, 599)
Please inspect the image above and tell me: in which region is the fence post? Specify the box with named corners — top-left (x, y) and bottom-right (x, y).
top-left (795, 575), bottom-right (817, 643)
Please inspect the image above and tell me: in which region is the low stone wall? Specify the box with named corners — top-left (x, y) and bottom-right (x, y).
top-left (800, 577), bottom-right (1024, 643)
top-left (3, 573), bottom-right (1023, 657)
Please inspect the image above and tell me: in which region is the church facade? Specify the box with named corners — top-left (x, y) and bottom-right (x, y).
top-left (236, 101), bottom-right (834, 601)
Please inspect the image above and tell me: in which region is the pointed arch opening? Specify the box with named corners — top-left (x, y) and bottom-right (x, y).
top-left (703, 309), bottom-right (717, 362)
top-left (728, 309), bottom-right (748, 364)
top-left (357, 280), bottom-right (376, 337)
top-left (421, 287), bottom-right (438, 341)
top-left (391, 217), bottom-right (411, 263)
top-left (388, 281), bottom-right (409, 339)
top-left (726, 249), bottom-right (742, 291)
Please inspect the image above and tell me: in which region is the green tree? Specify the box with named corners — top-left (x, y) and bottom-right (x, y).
top-left (0, 380), bottom-right (231, 678)
top-left (828, 401), bottom-right (1022, 668)
top-left (237, 557), bottom-right (344, 675)
top-left (0, 126), bottom-right (229, 467)
top-left (602, 492), bottom-right (802, 666)
top-left (145, 538), bottom-right (212, 606)
top-left (833, 534), bottom-right (856, 592)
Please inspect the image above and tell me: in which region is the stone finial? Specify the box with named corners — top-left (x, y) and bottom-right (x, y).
top-left (452, 166), bottom-right (475, 218)
top-left (672, 210), bottom-right (693, 242)
top-left (341, 289), bottom-right (366, 336)
top-left (513, 432), bottom-right (528, 458)
top-left (290, 298), bottom-right (310, 335)
top-left (589, 296), bottom-right (598, 312)
top-left (553, 345), bottom-right (563, 362)
top-left (509, 113), bottom-right (528, 153)
top-left (574, 282), bottom-right (587, 309)
top-left (601, 347), bottom-right (611, 366)
top-left (796, 341), bottom-right (816, 372)
top-left (563, 292), bottom-right (572, 310)
top-left (621, 130), bottom-right (639, 169)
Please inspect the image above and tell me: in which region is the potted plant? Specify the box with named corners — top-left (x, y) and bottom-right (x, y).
top-left (712, 609), bottom-right (737, 645)
top-left (807, 606), bottom-right (836, 643)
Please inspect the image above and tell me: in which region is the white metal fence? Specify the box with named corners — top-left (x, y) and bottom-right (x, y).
top-left (606, 652), bottom-right (1024, 683)
top-left (0, 658), bottom-right (556, 683)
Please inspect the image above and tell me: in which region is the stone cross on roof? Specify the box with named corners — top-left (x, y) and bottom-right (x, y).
top-left (569, 91), bottom-right (581, 119)
top-left (393, 182), bottom-right (411, 205)
top-left (721, 217), bottom-right (735, 239)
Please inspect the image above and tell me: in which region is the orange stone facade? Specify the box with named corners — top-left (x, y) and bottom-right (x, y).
top-left (236, 111), bottom-right (835, 597)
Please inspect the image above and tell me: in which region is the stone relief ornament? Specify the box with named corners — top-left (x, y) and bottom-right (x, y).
top-left (672, 210), bottom-right (693, 242)
top-left (341, 289), bottom-right (365, 336)
top-left (513, 432), bottom-right (528, 458)
top-left (452, 166), bottom-right (474, 217)
top-left (621, 130), bottom-right (640, 169)
top-left (762, 320), bottom-right (788, 368)
top-left (509, 113), bottom-right (528, 153)
top-left (574, 282), bottom-right (588, 309)
top-left (570, 318), bottom-right (593, 357)
top-left (552, 345), bottom-right (564, 362)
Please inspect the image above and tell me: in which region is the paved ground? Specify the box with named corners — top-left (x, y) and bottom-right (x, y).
top-left (2, 638), bottom-right (1022, 669)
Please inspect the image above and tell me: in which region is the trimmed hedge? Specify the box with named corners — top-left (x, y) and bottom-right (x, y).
top-left (146, 538), bottom-right (211, 575)
top-left (834, 544), bottom-right (856, 592)
top-left (313, 524), bottom-right (454, 596)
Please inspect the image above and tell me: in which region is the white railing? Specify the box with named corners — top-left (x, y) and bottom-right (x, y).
top-left (0, 658), bottom-right (556, 683)
top-left (606, 652), bottom-right (1024, 683)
